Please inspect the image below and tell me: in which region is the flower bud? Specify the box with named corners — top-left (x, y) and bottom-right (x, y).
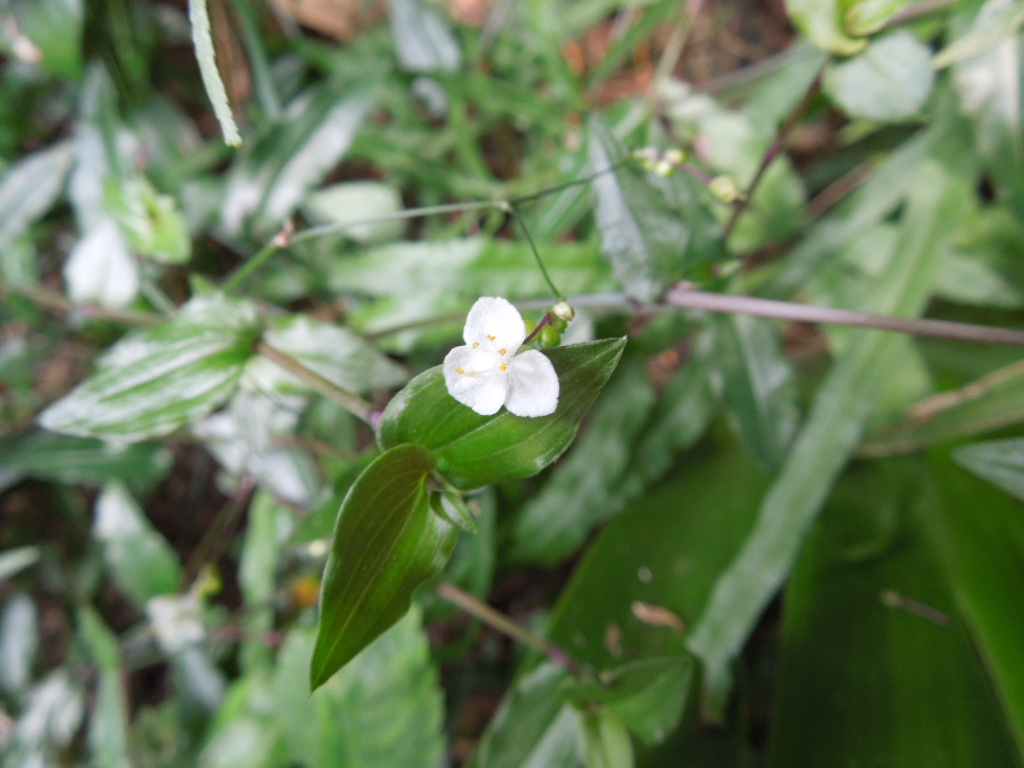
top-left (551, 300), bottom-right (575, 323)
top-left (709, 175), bottom-right (740, 203)
top-left (539, 324), bottom-right (561, 348)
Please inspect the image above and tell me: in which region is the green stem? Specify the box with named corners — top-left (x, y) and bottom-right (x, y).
top-left (507, 205), bottom-right (563, 300)
top-left (256, 341), bottom-right (376, 424)
top-left (228, 0), bottom-right (282, 118)
top-left (436, 581), bottom-right (586, 679)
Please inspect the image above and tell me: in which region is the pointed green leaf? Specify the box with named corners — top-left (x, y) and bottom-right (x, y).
top-left (311, 444), bottom-right (456, 690)
top-left (588, 117), bottom-right (691, 302)
top-left (0, 142), bottom-right (72, 248)
top-left (579, 709), bottom-right (634, 768)
top-left (0, 432), bottom-right (172, 487)
top-left (954, 438), bottom-right (1024, 502)
top-left (378, 338), bottom-right (626, 489)
top-left (38, 296), bottom-right (259, 442)
top-left (845, 0), bottom-right (914, 36)
top-left (701, 313), bottom-right (799, 472)
top-left (104, 176), bottom-right (191, 264)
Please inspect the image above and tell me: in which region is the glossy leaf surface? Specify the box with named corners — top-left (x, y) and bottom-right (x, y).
top-left (311, 444), bottom-right (456, 690)
top-left (378, 338), bottom-right (626, 489)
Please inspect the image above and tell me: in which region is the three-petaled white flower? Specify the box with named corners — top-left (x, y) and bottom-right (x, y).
top-left (443, 297), bottom-right (559, 417)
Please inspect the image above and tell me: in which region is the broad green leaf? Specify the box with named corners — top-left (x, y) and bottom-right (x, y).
top-left (930, 456), bottom-right (1024, 758)
top-left (701, 313), bottom-right (798, 472)
top-left (79, 607), bottom-right (131, 768)
top-left (311, 444), bottom-right (456, 690)
top-left (588, 117), bottom-right (692, 302)
top-left (378, 338), bottom-right (627, 489)
top-left (279, 611), bottom-right (447, 768)
top-left (104, 176), bottom-right (191, 264)
top-left (93, 482), bottom-right (183, 608)
top-left (221, 85), bottom-right (374, 235)
top-left (0, 432), bottom-right (172, 487)
top-left (473, 662), bottom-right (581, 768)
top-left (937, 0), bottom-right (1024, 69)
top-left (785, 0), bottom-right (867, 54)
top-left (570, 658), bottom-right (693, 746)
top-left (954, 438), bottom-right (1024, 501)
top-left (246, 314), bottom-right (408, 395)
top-left (38, 296), bottom-right (259, 442)
top-left (844, 0), bottom-right (914, 35)
top-left (0, 142), bottom-right (72, 248)
top-left (11, 0), bottom-right (84, 80)
top-left (687, 159), bottom-right (969, 713)
top-left (549, 445), bottom-right (768, 672)
top-left (823, 31), bottom-right (934, 121)
top-left (768, 463), bottom-right (1022, 766)
top-left (389, 0), bottom-right (461, 73)
top-left (860, 360), bottom-right (1024, 456)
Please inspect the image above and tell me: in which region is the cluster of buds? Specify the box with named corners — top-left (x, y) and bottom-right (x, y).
top-left (632, 146), bottom-right (743, 204)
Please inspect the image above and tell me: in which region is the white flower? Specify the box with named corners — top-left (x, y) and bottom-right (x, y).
top-left (443, 297), bottom-right (559, 417)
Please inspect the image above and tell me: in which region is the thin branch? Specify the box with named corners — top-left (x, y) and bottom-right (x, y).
top-left (256, 341), bottom-right (376, 425)
top-left (436, 581), bottom-right (587, 679)
top-left (664, 285), bottom-right (1024, 347)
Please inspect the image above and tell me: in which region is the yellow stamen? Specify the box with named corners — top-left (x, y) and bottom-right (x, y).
top-left (455, 368), bottom-right (464, 374)
top-left (487, 335), bottom-right (496, 341)
top-left (498, 348), bottom-right (507, 356)
top-left (472, 342), bottom-right (479, 348)
top-left (500, 362), bottom-right (508, 372)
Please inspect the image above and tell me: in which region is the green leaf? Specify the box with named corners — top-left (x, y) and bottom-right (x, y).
top-left (930, 456), bottom-right (1024, 758)
top-left (377, 338), bottom-right (627, 489)
top-left (0, 431), bottom-right (172, 487)
top-left (785, 0), bottom-right (867, 54)
top-left (279, 610), bottom-right (447, 768)
top-left (860, 360), bottom-right (1024, 456)
top-left (303, 181), bottom-right (404, 244)
top-left (38, 296), bottom-right (259, 442)
top-left (579, 709), bottom-right (634, 768)
top-left (473, 662), bottom-right (581, 768)
top-left (844, 0), bottom-right (914, 36)
top-left (823, 30), bottom-right (934, 121)
top-left (768, 462), bottom-right (1022, 766)
top-left (508, 359), bottom-right (657, 564)
top-left (953, 438), bottom-right (1024, 503)
top-left (0, 593), bottom-right (38, 695)
top-left (188, 0), bottom-right (241, 145)
top-left (588, 117), bottom-right (692, 302)
top-left (0, 547), bottom-right (40, 581)
top-left (221, 84), bottom-right (374, 235)
top-left (93, 482), bottom-right (183, 608)
top-left (311, 444), bottom-right (457, 690)
top-left (949, 0), bottom-right (1024, 214)
top-left (570, 658), bottom-right (693, 746)
top-left (0, 142), bottom-right (72, 249)
top-left (687, 159), bottom-right (970, 714)
top-left (389, 0), bottom-right (461, 73)
top-left (104, 175), bottom-right (191, 264)
top-left (701, 313), bottom-right (799, 472)
top-left (78, 607), bottom-right (131, 768)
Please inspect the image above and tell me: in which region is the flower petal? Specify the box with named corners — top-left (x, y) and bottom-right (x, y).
top-left (463, 296), bottom-right (526, 352)
top-left (505, 349), bottom-right (559, 417)
top-left (443, 345), bottom-right (508, 415)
